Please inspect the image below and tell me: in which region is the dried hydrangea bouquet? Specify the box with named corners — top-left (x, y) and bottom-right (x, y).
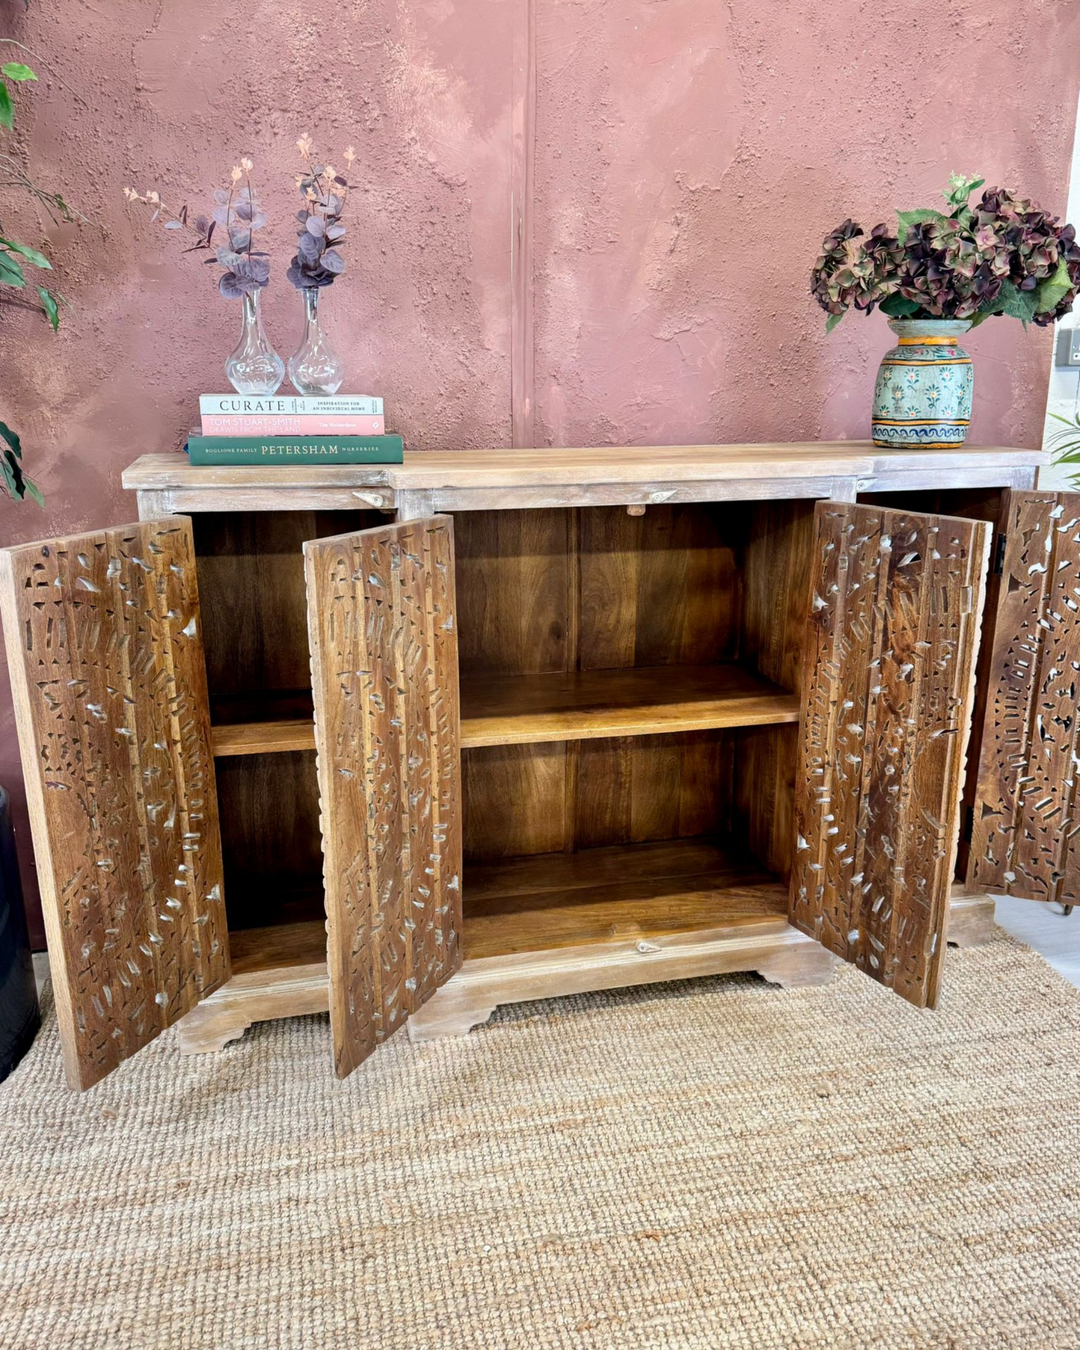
top-left (811, 174), bottom-right (1080, 447)
top-left (286, 135), bottom-right (355, 396)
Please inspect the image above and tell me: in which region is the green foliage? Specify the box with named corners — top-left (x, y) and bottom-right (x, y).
top-left (0, 51), bottom-right (64, 504)
top-left (0, 58), bottom-right (34, 130)
top-left (943, 173), bottom-right (985, 212)
top-left (37, 285), bottom-right (58, 330)
top-left (1047, 411), bottom-right (1080, 490)
top-left (0, 249), bottom-right (23, 285)
top-left (879, 292), bottom-right (921, 318)
top-left (1036, 256), bottom-right (1073, 316)
top-left (0, 419), bottom-right (42, 506)
top-left (896, 208), bottom-right (945, 238)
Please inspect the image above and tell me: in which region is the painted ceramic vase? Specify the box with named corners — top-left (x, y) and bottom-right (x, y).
top-left (871, 319), bottom-right (973, 448)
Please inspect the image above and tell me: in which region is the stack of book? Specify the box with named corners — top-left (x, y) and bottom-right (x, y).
top-left (185, 395), bottom-right (403, 465)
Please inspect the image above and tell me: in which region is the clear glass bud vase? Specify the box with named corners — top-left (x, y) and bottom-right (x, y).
top-left (225, 291), bottom-right (284, 396)
top-left (288, 288), bottom-right (344, 396)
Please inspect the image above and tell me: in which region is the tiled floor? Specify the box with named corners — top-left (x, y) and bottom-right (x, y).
top-left (29, 896), bottom-right (1080, 998)
top-left (993, 895), bottom-right (1080, 989)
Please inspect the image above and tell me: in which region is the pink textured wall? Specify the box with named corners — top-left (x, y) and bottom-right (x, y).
top-left (1, 0), bottom-right (1078, 943)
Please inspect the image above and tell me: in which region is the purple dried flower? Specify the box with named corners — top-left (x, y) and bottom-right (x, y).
top-left (288, 138), bottom-right (353, 291)
top-left (218, 254), bottom-right (269, 299)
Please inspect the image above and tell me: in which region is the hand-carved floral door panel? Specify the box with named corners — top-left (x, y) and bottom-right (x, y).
top-left (304, 516), bottom-right (462, 1079)
top-left (791, 502), bottom-right (990, 1009)
top-left (967, 490), bottom-right (1080, 905)
top-left (0, 519), bottom-right (229, 1090)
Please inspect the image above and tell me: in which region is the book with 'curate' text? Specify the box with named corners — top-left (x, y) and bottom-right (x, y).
top-left (199, 393), bottom-right (383, 416)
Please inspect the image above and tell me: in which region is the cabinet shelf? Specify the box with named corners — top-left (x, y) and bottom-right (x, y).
top-left (462, 836), bottom-right (788, 959)
top-left (459, 663), bottom-right (798, 747)
top-left (226, 836), bottom-right (786, 974)
top-left (210, 663), bottom-right (799, 758)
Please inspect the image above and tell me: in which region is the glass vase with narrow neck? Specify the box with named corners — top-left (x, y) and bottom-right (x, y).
top-left (225, 291), bottom-right (284, 396)
top-left (288, 288), bottom-right (344, 396)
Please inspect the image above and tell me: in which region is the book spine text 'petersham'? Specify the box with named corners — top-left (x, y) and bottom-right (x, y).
top-left (199, 394), bottom-right (383, 416)
top-left (185, 434), bottom-right (404, 464)
top-left (200, 414), bottom-right (385, 436)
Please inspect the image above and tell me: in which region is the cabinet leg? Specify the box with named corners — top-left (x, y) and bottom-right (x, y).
top-left (177, 1001), bottom-right (253, 1055)
top-left (946, 892), bottom-right (995, 949)
top-left (407, 988), bottom-right (498, 1043)
top-left (755, 940), bottom-right (842, 989)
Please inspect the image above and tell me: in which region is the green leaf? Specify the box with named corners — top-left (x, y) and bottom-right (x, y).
top-left (0, 251), bottom-right (26, 286)
top-left (1035, 256), bottom-right (1072, 317)
top-left (897, 208), bottom-right (946, 237)
top-left (0, 425), bottom-right (40, 503)
top-left (997, 280), bottom-right (1040, 325)
top-left (0, 81), bottom-right (14, 131)
top-left (37, 286), bottom-right (58, 330)
top-left (0, 420), bottom-right (23, 458)
top-left (879, 292), bottom-right (921, 318)
top-left (1, 62), bottom-right (36, 82)
top-left (1, 447), bottom-right (25, 500)
top-left (20, 472), bottom-right (43, 506)
top-left (825, 311), bottom-right (844, 334)
top-left (943, 173), bottom-right (984, 208)
top-left (0, 237), bottom-right (50, 268)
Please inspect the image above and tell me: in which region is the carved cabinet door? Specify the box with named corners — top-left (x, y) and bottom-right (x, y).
top-left (303, 516), bottom-right (462, 1079)
top-left (790, 501), bottom-right (990, 1008)
top-left (966, 490), bottom-right (1080, 905)
top-left (0, 519), bottom-right (229, 1089)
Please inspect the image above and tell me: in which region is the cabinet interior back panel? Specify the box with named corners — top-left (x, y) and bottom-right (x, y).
top-left (192, 510), bottom-right (379, 697)
top-left (214, 750), bottom-right (324, 930)
top-left (463, 730), bottom-right (733, 860)
top-left (457, 503), bottom-right (809, 870)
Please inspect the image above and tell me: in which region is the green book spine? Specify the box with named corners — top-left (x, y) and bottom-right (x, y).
top-left (185, 434), bottom-right (404, 465)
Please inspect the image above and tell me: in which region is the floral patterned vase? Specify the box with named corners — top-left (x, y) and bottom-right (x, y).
top-left (871, 319), bottom-right (973, 448)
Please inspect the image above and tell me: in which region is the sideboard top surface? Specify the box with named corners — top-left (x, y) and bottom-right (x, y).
top-left (124, 442), bottom-right (1044, 489)
top-left (123, 443), bottom-right (1046, 512)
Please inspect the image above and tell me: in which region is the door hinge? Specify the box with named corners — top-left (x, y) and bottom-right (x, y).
top-left (992, 531), bottom-right (1007, 576)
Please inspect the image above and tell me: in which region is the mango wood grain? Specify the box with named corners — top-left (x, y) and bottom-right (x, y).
top-left (212, 718), bottom-right (315, 756)
top-left (967, 491), bottom-right (1080, 904)
top-left (0, 519), bottom-right (229, 1089)
top-left (304, 516), bottom-right (462, 1078)
top-left (174, 886), bottom-right (995, 1055)
top-left (578, 505), bottom-right (739, 669)
top-left (459, 664), bottom-right (798, 747)
top-left (464, 730), bottom-right (731, 860)
top-left (791, 502), bottom-right (989, 1009)
top-left (462, 836), bottom-right (786, 957)
top-left (212, 750), bottom-right (323, 931)
top-left (123, 447), bottom-right (1045, 520)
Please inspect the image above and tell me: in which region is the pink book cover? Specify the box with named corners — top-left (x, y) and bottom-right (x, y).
top-left (200, 414), bottom-right (386, 436)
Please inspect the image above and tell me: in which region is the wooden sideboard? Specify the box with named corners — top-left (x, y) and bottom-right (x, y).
top-left (3, 441), bottom-right (1074, 1090)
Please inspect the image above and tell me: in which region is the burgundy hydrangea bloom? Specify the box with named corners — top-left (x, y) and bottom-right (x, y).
top-left (811, 174), bottom-right (1079, 330)
top-left (811, 220), bottom-right (903, 318)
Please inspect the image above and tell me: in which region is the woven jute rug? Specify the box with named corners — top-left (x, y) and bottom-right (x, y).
top-left (2, 931), bottom-right (1080, 1350)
